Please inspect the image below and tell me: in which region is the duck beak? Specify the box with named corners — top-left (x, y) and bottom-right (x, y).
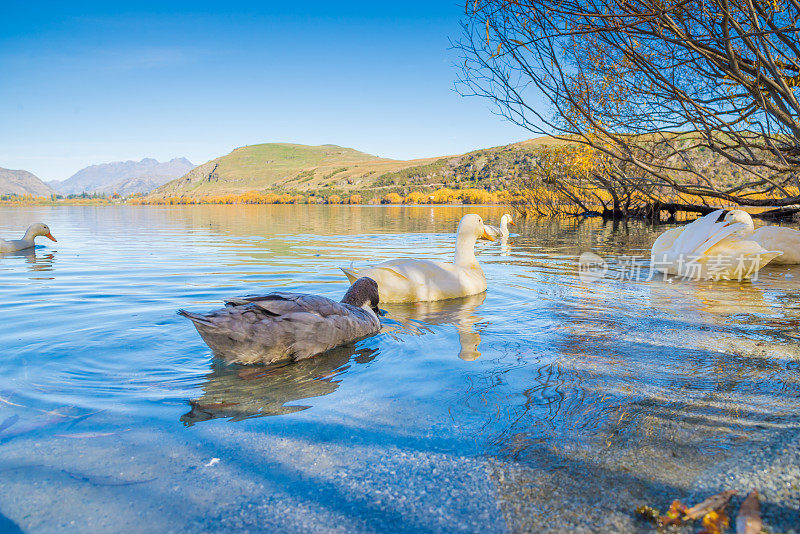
top-left (372, 305), bottom-right (384, 316)
top-left (481, 228), bottom-right (495, 241)
top-left (508, 220), bottom-right (516, 227)
top-left (45, 233), bottom-right (57, 242)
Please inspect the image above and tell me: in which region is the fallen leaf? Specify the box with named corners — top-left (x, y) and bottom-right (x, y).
top-left (634, 505), bottom-right (659, 523)
top-left (736, 490), bottom-right (761, 534)
top-left (699, 510), bottom-right (729, 534)
top-left (659, 500), bottom-right (688, 526)
top-left (685, 490), bottom-right (737, 520)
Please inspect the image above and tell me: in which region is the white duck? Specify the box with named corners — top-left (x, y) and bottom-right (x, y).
top-left (0, 223), bottom-right (57, 253)
top-left (340, 213), bottom-right (494, 303)
top-left (651, 209), bottom-right (780, 280)
top-left (179, 277), bottom-right (381, 365)
top-left (482, 213), bottom-right (516, 240)
top-left (724, 209), bottom-right (800, 264)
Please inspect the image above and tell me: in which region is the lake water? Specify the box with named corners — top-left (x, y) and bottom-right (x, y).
top-left (1, 205), bottom-right (799, 533)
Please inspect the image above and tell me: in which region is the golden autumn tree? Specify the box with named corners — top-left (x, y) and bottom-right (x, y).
top-left (404, 191), bottom-right (428, 204)
top-left (381, 192), bottom-right (403, 204)
top-left (458, 0), bottom-right (800, 217)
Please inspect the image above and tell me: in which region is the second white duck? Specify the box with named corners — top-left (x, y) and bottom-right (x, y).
top-left (340, 213), bottom-right (493, 302)
top-left (651, 209), bottom-right (780, 280)
top-left (482, 213), bottom-right (516, 240)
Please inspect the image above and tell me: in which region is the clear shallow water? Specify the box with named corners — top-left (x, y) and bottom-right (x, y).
top-left (1, 205), bottom-right (799, 532)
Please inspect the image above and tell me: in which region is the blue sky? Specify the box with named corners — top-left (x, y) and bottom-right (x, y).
top-left (0, 1), bottom-right (533, 181)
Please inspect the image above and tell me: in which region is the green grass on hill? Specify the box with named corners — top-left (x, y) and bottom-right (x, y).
top-left (150, 142), bottom-right (442, 198)
top-left (215, 143), bottom-right (383, 182)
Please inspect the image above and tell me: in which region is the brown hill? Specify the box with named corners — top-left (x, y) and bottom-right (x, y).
top-left (0, 168), bottom-right (56, 197)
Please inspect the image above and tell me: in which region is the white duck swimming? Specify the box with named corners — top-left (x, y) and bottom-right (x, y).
top-left (651, 209), bottom-right (780, 280)
top-left (179, 277), bottom-right (381, 365)
top-left (482, 213), bottom-right (516, 240)
top-left (0, 223), bottom-right (57, 253)
top-left (340, 213), bottom-right (493, 303)
top-left (724, 209), bottom-right (800, 264)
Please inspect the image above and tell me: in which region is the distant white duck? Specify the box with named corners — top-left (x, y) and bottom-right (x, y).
top-left (340, 213), bottom-right (494, 302)
top-left (650, 209), bottom-right (781, 280)
top-left (179, 277), bottom-right (381, 365)
top-left (0, 223), bottom-right (57, 253)
top-left (482, 213), bottom-right (516, 240)
top-left (724, 209), bottom-right (800, 264)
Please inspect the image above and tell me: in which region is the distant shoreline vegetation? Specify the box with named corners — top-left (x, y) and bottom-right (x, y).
top-left (3, 184), bottom-right (788, 215)
top-left (128, 188), bottom-right (515, 206)
top-left (0, 192), bottom-right (115, 205)
top-left (0, 188), bottom-right (514, 206)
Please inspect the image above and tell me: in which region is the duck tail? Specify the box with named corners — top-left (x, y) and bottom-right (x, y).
top-left (178, 309), bottom-right (215, 327)
top-left (758, 250), bottom-right (783, 266)
top-left (340, 266), bottom-right (359, 284)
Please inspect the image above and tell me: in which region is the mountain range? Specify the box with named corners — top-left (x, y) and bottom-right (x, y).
top-left (49, 157), bottom-right (194, 196)
top-left (5, 137), bottom-right (747, 201)
top-left (0, 167), bottom-right (56, 197)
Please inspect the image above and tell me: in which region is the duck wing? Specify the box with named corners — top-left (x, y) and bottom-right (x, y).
top-left (483, 224), bottom-right (501, 238)
top-left (180, 292), bottom-right (379, 364)
top-left (224, 292), bottom-right (352, 318)
top-left (670, 210), bottom-right (750, 256)
top-left (651, 227), bottom-right (683, 257)
top-left (340, 263), bottom-right (414, 285)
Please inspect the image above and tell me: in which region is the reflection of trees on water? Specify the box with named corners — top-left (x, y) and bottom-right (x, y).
top-left (381, 293), bottom-right (486, 361)
top-left (181, 345), bottom-right (378, 425)
top-left (153, 204), bottom-right (512, 238)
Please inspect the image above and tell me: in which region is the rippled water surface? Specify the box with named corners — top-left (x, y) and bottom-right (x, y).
top-left (1, 205), bottom-right (799, 533)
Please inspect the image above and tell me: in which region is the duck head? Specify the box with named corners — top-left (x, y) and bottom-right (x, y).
top-left (501, 214), bottom-right (516, 227)
top-left (341, 277), bottom-right (381, 315)
top-left (458, 213), bottom-right (493, 242)
top-left (723, 209), bottom-right (755, 232)
top-left (25, 223), bottom-right (57, 242)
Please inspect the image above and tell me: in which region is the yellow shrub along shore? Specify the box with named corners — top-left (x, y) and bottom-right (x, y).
top-left (0, 196), bottom-right (113, 206)
top-left (4, 186), bottom-right (796, 216)
top-left (128, 186), bottom-right (796, 211)
top-left (127, 188), bottom-right (519, 206)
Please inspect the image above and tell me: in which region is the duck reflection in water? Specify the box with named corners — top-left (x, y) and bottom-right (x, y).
top-left (0, 248), bottom-right (55, 273)
top-left (381, 292), bottom-right (486, 361)
top-left (181, 345), bottom-right (378, 425)
top-left (500, 234), bottom-right (511, 257)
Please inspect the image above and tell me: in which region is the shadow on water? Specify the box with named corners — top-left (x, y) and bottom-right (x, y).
top-left (180, 345), bottom-right (379, 425)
